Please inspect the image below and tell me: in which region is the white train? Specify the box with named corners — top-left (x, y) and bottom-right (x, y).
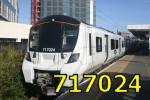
top-left (22, 15), bottom-right (125, 95)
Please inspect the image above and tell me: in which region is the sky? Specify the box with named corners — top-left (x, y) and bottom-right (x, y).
top-left (19, 0), bottom-right (150, 32)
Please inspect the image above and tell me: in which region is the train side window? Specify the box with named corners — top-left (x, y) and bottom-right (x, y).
top-left (111, 39), bottom-right (115, 50)
top-left (89, 34), bottom-right (92, 56)
top-left (96, 37), bottom-right (102, 52)
top-left (116, 40), bottom-right (118, 49)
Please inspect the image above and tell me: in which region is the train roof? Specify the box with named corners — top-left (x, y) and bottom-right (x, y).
top-left (34, 15), bottom-right (117, 35)
top-left (96, 27), bottom-right (116, 34)
top-left (34, 15), bottom-right (80, 26)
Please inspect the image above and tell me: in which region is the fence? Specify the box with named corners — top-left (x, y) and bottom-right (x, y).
top-left (0, 42), bottom-right (28, 53)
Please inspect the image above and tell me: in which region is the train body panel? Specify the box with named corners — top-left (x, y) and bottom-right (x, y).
top-left (22, 15), bottom-right (126, 95)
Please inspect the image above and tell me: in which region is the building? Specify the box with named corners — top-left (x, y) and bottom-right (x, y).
top-left (0, 21), bottom-right (31, 43)
top-left (118, 32), bottom-right (130, 38)
top-left (0, 0), bottom-right (18, 22)
top-left (31, 0), bottom-right (40, 25)
top-left (31, 0), bottom-right (96, 25)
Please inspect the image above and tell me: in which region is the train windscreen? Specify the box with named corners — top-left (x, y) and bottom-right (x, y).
top-left (29, 21), bottom-right (79, 53)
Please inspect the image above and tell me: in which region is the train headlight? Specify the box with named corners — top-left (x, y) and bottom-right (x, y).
top-left (25, 52), bottom-right (31, 62)
top-left (67, 53), bottom-right (80, 63)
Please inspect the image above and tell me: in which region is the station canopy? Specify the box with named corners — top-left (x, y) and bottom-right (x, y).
top-left (127, 25), bottom-right (150, 40)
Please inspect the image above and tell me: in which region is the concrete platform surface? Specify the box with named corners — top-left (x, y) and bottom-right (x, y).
top-left (56, 54), bottom-right (150, 100)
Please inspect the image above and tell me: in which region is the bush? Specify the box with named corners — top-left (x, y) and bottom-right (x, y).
top-left (0, 46), bottom-right (27, 100)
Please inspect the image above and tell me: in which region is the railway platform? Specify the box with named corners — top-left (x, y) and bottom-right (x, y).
top-left (105, 53), bottom-right (150, 76)
top-left (56, 51), bottom-right (150, 100)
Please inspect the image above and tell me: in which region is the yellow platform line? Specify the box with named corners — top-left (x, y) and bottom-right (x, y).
top-left (105, 55), bottom-right (135, 73)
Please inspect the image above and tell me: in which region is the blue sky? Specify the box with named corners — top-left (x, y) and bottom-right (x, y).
top-left (18, 0), bottom-right (31, 24)
top-left (19, 0), bottom-right (150, 32)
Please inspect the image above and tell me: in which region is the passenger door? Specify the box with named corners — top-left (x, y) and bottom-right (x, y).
top-left (110, 39), bottom-right (116, 59)
top-left (86, 27), bottom-right (94, 73)
top-left (119, 38), bottom-right (121, 55)
top-left (88, 33), bottom-right (93, 69)
top-left (105, 35), bottom-right (109, 62)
